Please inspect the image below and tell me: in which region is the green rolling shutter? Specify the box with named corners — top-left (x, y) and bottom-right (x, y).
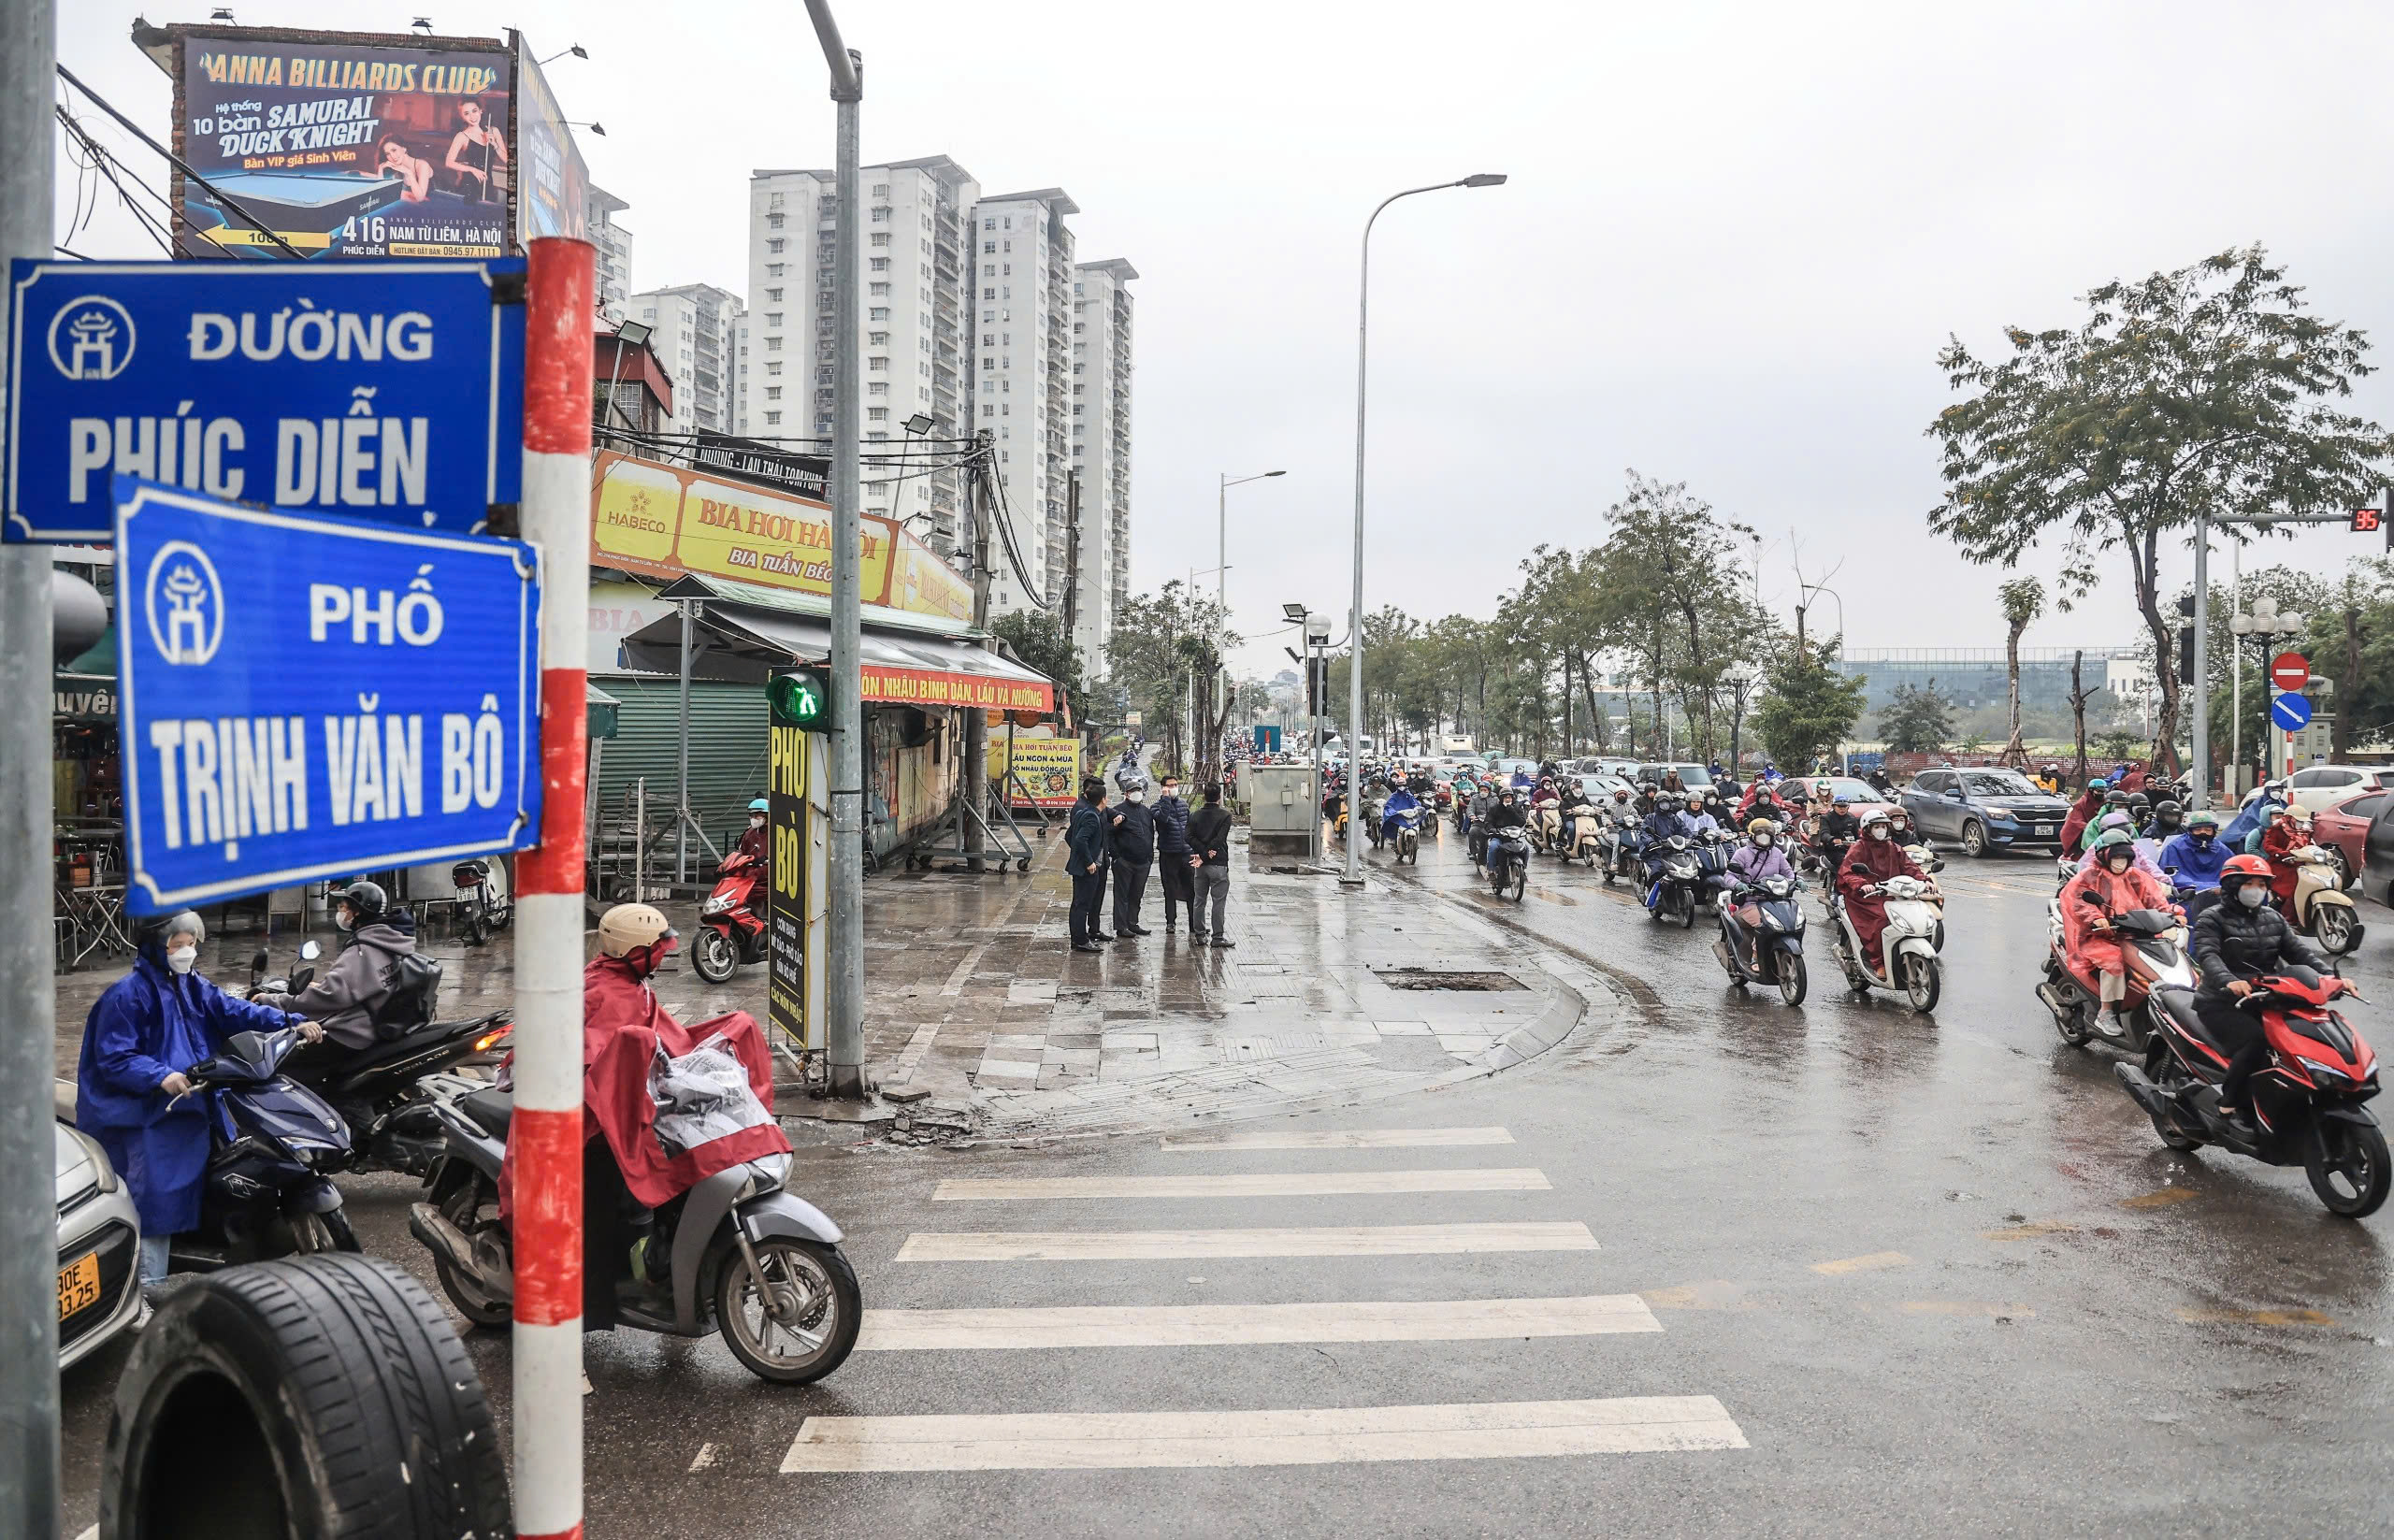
top-left (593, 676), bottom-right (773, 854)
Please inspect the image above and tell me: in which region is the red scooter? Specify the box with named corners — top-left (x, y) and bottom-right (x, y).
top-left (2115, 969), bottom-right (2385, 1216)
top-left (693, 851), bottom-right (768, 983)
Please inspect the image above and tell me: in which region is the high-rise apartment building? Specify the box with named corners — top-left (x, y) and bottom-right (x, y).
top-left (587, 185), bottom-right (635, 321)
top-left (1069, 258), bottom-right (1135, 659)
top-left (971, 189), bottom-right (1077, 619)
top-left (628, 283), bottom-right (743, 436)
top-left (741, 156), bottom-right (977, 544)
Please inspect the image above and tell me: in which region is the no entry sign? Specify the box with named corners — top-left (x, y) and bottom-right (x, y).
top-left (2270, 652), bottom-right (2310, 691)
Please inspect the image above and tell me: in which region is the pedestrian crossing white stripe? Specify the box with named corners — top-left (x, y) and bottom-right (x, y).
top-left (931, 1169), bottom-right (1551, 1202)
top-left (1159, 1126), bottom-right (1514, 1151)
top-left (854, 1294), bottom-right (1658, 1350)
top-left (779, 1395), bottom-right (1748, 1472)
top-left (894, 1221), bottom-right (1598, 1262)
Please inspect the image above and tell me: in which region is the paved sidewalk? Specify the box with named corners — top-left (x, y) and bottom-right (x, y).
top-left (51, 829), bottom-right (1621, 1137)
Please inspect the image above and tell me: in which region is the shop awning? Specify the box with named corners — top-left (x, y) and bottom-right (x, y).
top-left (619, 598), bottom-right (1055, 713)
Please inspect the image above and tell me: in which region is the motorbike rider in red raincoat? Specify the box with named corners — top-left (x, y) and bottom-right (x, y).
top-left (2058, 829), bottom-right (2183, 1041)
top-left (1837, 808), bottom-right (1932, 976)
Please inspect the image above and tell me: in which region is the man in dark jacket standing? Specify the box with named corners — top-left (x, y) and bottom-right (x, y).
top-left (1110, 779), bottom-right (1157, 937)
top-left (1187, 784), bottom-right (1235, 946)
top-left (1067, 779), bottom-right (1113, 953)
top-left (1152, 773), bottom-right (1195, 936)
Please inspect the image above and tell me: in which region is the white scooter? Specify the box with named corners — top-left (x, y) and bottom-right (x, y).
top-left (1828, 873), bottom-right (1946, 1012)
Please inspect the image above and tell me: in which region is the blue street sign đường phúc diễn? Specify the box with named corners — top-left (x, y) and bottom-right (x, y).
top-left (6, 257), bottom-right (523, 542)
top-left (113, 475), bottom-right (541, 913)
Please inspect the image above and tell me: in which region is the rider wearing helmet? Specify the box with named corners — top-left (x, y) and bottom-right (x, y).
top-left (1682, 790), bottom-right (1718, 835)
top-left (2259, 804), bottom-right (2310, 909)
top-left (1812, 794), bottom-right (1861, 871)
top-left (1728, 818), bottom-right (1796, 885)
top-left (2160, 808), bottom-right (2231, 920)
top-left (2059, 776), bottom-right (2110, 855)
top-left (2220, 779), bottom-right (2289, 853)
top-left (2059, 829), bottom-right (2182, 1040)
top-left (253, 880), bottom-right (423, 1048)
top-left (2197, 856), bottom-right (2339, 1136)
top-left (2036, 762), bottom-right (2063, 795)
top-left (2143, 798), bottom-right (2185, 842)
top-left (1836, 809), bottom-right (1934, 978)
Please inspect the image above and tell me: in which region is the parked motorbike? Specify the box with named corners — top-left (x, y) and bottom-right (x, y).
top-left (1827, 873), bottom-right (1945, 1012)
top-left (2280, 844), bottom-right (2363, 955)
top-left (1714, 876), bottom-right (1809, 1005)
top-left (407, 1072), bottom-right (863, 1382)
top-left (1486, 828), bottom-right (1531, 901)
top-left (2114, 969), bottom-right (2386, 1217)
top-left (1645, 835), bottom-right (1702, 928)
top-left (2038, 900), bottom-right (2197, 1052)
top-left (249, 943), bottom-right (513, 1177)
top-left (694, 851), bottom-right (769, 983)
top-left (450, 856), bottom-right (512, 945)
top-left (171, 1026), bottom-right (362, 1272)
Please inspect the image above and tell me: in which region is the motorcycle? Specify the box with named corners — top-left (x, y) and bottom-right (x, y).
top-left (1690, 828), bottom-right (1739, 912)
top-left (1485, 828), bottom-right (1531, 901)
top-left (2280, 844), bottom-right (2363, 955)
top-left (250, 942), bottom-right (513, 1177)
top-left (1600, 815), bottom-right (1646, 886)
top-left (694, 850), bottom-right (769, 983)
top-left (171, 1025), bottom-right (362, 1271)
top-left (1530, 800), bottom-right (1564, 856)
top-left (1827, 872), bottom-right (1945, 1012)
top-left (2114, 969), bottom-right (2386, 1217)
top-left (1388, 803), bottom-right (1428, 865)
top-left (1563, 802), bottom-right (1603, 867)
top-left (2038, 898), bottom-right (2197, 1052)
top-left (1714, 875), bottom-right (1809, 1005)
top-left (450, 856), bottom-right (512, 945)
top-left (407, 1072), bottom-right (864, 1382)
top-left (1645, 836), bottom-right (1702, 928)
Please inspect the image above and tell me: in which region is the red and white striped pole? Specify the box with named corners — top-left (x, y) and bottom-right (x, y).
top-left (513, 236), bottom-right (595, 1540)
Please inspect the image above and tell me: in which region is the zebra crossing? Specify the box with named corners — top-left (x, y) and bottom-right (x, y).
top-left (781, 1126), bottom-right (1749, 1475)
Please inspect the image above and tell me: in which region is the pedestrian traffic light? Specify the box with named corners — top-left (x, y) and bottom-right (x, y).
top-left (768, 667), bottom-right (832, 729)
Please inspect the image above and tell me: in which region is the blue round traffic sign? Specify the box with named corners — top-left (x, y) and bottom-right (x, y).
top-left (2271, 692), bottom-right (2314, 731)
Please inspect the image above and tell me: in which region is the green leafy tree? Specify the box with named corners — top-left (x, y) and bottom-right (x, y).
top-left (1106, 582), bottom-right (1237, 780)
top-left (1880, 680), bottom-right (1955, 755)
top-left (1752, 639), bottom-right (1867, 770)
top-left (1926, 246), bottom-right (2394, 777)
top-left (989, 612), bottom-right (1086, 712)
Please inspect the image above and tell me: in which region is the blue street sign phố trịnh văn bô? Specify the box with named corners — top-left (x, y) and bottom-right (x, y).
top-left (113, 475), bottom-right (542, 914)
top-left (6, 257), bottom-right (524, 542)
top-left (2271, 692), bottom-right (2315, 732)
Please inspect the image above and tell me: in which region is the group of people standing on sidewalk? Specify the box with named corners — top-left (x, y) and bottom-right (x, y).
top-left (1066, 773), bottom-right (1235, 954)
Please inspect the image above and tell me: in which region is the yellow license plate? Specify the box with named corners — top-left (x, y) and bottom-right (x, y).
top-left (57, 1251), bottom-right (102, 1319)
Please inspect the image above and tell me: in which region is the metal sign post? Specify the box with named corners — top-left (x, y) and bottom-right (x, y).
top-left (6, 258), bottom-right (525, 542)
top-left (112, 478), bottom-right (541, 912)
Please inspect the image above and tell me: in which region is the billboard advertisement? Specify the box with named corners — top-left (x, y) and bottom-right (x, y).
top-left (590, 449), bottom-right (983, 628)
top-left (510, 31), bottom-right (588, 248)
top-left (171, 25), bottom-right (512, 260)
top-left (988, 733), bottom-right (1081, 809)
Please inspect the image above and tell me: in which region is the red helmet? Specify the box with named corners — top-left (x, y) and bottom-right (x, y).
top-left (2220, 854), bottom-right (2272, 883)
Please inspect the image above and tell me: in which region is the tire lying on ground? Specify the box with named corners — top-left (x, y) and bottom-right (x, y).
top-left (103, 1252), bottom-right (510, 1540)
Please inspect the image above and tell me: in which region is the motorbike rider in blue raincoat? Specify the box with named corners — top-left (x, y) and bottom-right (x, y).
top-left (77, 911), bottom-right (322, 1290)
top-left (1379, 781), bottom-right (1423, 846)
top-left (2158, 808), bottom-right (2233, 923)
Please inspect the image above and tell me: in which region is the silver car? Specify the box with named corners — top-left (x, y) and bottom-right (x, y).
top-left (55, 1087), bottom-right (144, 1370)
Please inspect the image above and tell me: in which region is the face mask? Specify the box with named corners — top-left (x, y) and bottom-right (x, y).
top-left (2192, 832), bottom-right (2213, 845)
top-left (1868, 828), bottom-right (1887, 841)
top-left (1755, 834), bottom-right (1773, 848)
top-left (166, 945), bottom-right (197, 974)
top-left (335, 908), bottom-right (355, 932)
top-left (749, 815), bottom-right (766, 829)
top-left (1128, 791), bottom-right (1144, 803)
top-left (2237, 885), bottom-right (2268, 909)
top-left (2107, 856), bottom-right (2132, 872)
top-left (1163, 788), bottom-right (1178, 800)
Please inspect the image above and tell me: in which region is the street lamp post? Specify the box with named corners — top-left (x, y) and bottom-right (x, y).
top-left (2229, 595), bottom-right (2306, 784)
top-left (1345, 173), bottom-right (1507, 885)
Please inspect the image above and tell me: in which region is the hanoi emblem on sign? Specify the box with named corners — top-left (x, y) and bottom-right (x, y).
top-left (144, 540), bottom-right (225, 665)
top-left (46, 295), bottom-right (137, 381)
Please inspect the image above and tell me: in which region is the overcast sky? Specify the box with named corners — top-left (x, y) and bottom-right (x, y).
top-left (57, 2), bottom-right (2394, 676)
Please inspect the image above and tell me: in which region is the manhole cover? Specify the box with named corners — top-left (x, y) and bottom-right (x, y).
top-left (1266, 865), bottom-right (1328, 875)
top-left (1373, 968), bottom-right (1525, 992)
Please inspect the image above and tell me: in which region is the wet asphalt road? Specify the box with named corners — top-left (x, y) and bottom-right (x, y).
top-left (57, 824), bottom-right (2394, 1538)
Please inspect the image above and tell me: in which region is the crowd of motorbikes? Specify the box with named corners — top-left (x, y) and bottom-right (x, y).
top-left (1324, 759), bottom-right (2385, 1219)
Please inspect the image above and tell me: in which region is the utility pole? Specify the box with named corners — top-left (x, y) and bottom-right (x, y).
top-left (961, 437), bottom-right (993, 871)
top-left (0, 0), bottom-right (58, 1529)
top-left (802, 0), bottom-right (867, 1099)
top-left (1061, 470), bottom-right (1082, 641)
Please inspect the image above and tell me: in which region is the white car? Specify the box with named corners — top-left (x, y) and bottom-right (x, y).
top-left (2281, 765), bottom-right (2394, 815)
top-left (55, 1093), bottom-right (145, 1369)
